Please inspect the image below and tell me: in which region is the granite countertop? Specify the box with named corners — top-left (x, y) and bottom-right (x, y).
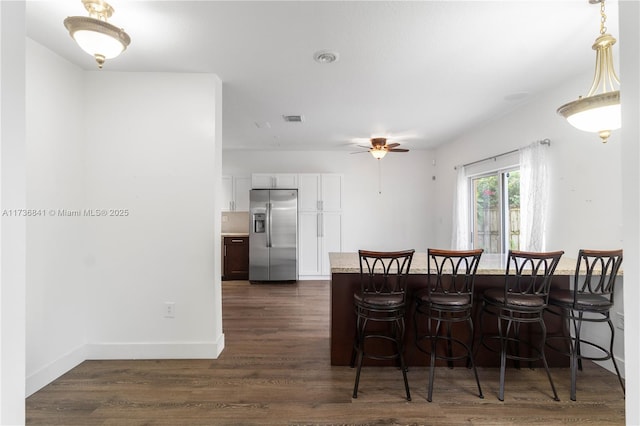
top-left (329, 252), bottom-right (581, 276)
top-left (221, 233), bottom-right (249, 237)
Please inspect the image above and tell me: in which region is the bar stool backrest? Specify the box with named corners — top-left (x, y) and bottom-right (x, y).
top-left (427, 248), bottom-right (483, 296)
top-left (504, 250), bottom-right (564, 302)
top-left (574, 249), bottom-right (623, 305)
top-left (358, 249), bottom-right (415, 298)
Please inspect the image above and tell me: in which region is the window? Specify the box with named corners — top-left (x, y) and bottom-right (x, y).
top-left (453, 141), bottom-right (548, 252)
top-left (470, 168), bottom-right (520, 253)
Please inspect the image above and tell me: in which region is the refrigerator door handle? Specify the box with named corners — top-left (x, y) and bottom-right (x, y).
top-left (318, 212), bottom-right (324, 238)
top-left (266, 202), bottom-right (272, 248)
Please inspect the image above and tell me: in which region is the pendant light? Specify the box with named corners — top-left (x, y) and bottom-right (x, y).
top-left (64, 0), bottom-right (131, 69)
top-left (557, 0), bottom-right (620, 143)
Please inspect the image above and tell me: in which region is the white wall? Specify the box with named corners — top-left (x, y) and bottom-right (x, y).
top-left (25, 39), bottom-right (88, 395)
top-left (23, 40), bottom-right (224, 399)
top-left (0, 2), bottom-right (26, 423)
top-left (619, 0), bottom-right (640, 422)
top-left (83, 72), bottom-right (222, 358)
top-left (223, 149), bottom-right (435, 253)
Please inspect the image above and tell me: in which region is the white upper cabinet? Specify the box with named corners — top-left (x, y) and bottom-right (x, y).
top-left (320, 174), bottom-right (342, 212)
top-left (297, 173), bottom-right (343, 212)
top-left (222, 176), bottom-right (234, 212)
top-left (222, 176), bottom-right (251, 211)
top-left (251, 173), bottom-right (298, 189)
top-left (298, 174), bottom-right (321, 211)
top-left (233, 176), bottom-right (251, 211)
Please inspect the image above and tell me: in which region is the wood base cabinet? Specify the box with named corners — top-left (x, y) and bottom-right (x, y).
top-left (223, 236), bottom-right (249, 280)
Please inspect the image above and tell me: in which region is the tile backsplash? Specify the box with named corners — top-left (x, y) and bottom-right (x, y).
top-left (221, 211), bottom-right (249, 233)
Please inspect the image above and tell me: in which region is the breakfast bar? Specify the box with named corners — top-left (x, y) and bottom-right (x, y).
top-left (329, 252), bottom-right (575, 367)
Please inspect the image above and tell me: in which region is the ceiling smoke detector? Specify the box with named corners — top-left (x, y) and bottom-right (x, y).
top-left (313, 50), bottom-right (339, 64)
top-left (283, 115), bottom-right (304, 123)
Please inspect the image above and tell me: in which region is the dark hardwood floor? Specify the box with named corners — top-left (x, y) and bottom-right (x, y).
top-left (26, 280), bottom-right (625, 425)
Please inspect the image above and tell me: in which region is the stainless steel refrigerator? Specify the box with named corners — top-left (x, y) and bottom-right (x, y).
top-left (249, 189), bottom-right (298, 282)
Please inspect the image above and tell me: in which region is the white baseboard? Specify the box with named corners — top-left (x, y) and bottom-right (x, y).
top-left (25, 334), bottom-right (225, 397)
top-left (86, 334), bottom-right (226, 360)
top-left (594, 355), bottom-right (626, 379)
top-left (298, 275), bottom-right (330, 280)
top-left (26, 344), bottom-right (86, 397)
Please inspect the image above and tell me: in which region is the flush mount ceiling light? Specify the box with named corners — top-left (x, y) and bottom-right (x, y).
top-left (313, 50), bottom-right (339, 64)
top-left (64, 0), bottom-right (131, 69)
top-left (557, 0), bottom-right (620, 143)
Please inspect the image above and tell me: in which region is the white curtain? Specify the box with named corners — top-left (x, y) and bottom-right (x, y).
top-left (519, 141), bottom-right (549, 251)
top-left (451, 165), bottom-right (470, 250)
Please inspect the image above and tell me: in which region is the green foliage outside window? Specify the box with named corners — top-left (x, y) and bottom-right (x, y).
top-left (472, 170), bottom-right (520, 253)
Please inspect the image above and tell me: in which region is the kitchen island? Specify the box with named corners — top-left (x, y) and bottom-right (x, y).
top-left (329, 252), bottom-right (575, 367)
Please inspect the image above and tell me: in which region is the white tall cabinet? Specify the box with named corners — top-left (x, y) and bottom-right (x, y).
top-left (222, 175), bottom-right (251, 211)
top-left (298, 174), bottom-right (343, 278)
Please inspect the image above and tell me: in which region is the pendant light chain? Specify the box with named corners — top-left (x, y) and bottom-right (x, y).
top-left (600, 0), bottom-right (607, 35)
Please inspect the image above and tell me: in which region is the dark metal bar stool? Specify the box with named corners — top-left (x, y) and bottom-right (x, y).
top-left (546, 249), bottom-right (624, 401)
top-left (414, 248), bottom-right (484, 402)
top-left (351, 249), bottom-right (414, 400)
top-left (478, 250), bottom-right (564, 401)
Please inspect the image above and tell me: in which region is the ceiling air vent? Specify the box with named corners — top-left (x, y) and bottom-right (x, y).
top-left (282, 115), bottom-right (304, 123)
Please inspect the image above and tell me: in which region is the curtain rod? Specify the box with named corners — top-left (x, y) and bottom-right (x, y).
top-left (454, 138), bottom-right (551, 170)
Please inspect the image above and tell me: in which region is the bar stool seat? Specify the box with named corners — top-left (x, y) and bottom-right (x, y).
top-left (354, 293), bottom-right (404, 308)
top-left (482, 288), bottom-right (545, 308)
top-left (548, 289), bottom-right (610, 310)
top-left (424, 292), bottom-right (471, 307)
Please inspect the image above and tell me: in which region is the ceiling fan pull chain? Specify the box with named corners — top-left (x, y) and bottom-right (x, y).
top-left (378, 159), bottom-right (382, 194)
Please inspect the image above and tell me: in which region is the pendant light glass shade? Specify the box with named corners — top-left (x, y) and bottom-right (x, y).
top-left (559, 91), bottom-right (620, 141)
top-left (64, 0), bottom-right (131, 68)
top-left (557, 1), bottom-right (620, 143)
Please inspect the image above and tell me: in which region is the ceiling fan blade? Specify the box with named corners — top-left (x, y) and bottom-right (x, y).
top-left (350, 151), bottom-right (369, 154)
top-left (386, 143), bottom-right (400, 149)
top-left (389, 148), bottom-right (409, 152)
top-left (357, 145), bottom-right (371, 149)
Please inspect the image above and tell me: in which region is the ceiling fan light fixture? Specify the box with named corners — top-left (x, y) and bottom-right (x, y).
top-left (370, 148), bottom-right (387, 159)
top-left (64, 0), bottom-right (131, 69)
top-left (557, 0), bottom-right (620, 143)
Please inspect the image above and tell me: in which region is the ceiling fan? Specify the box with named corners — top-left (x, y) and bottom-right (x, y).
top-left (352, 137), bottom-right (409, 159)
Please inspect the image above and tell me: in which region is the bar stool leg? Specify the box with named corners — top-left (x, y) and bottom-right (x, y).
top-left (467, 316), bottom-right (484, 399)
top-left (607, 318), bottom-right (626, 397)
top-left (427, 318), bottom-right (438, 402)
top-left (539, 318), bottom-right (559, 401)
top-left (498, 317), bottom-right (509, 402)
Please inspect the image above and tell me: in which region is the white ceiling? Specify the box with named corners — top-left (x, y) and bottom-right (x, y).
top-left (25, 1), bottom-right (618, 152)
